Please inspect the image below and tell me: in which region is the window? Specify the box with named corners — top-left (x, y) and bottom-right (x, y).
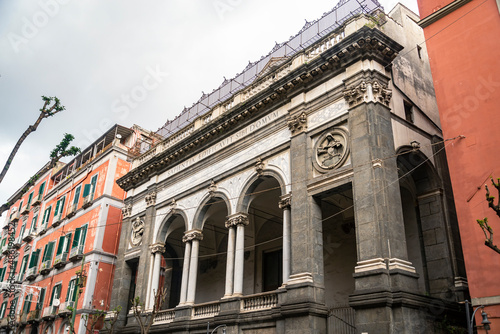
top-left (36, 288), bottom-right (45, 311)
top-left (41, 206), bottom-right (52, 228)
top-left (83, 174), bottom-right (98, 201)
top-left (42, 241), bottom-right (56, 266)
top-left (19, 255), bottom-right (28, 280)
top-left (50, 283), bottom-right (62, 306)
top-left (27, 192), bottom-right (33, 207)
top-left (19, 221), bottom-right (26, 240)
top-left (54, 196), bottom-right (66, 219)
top-left (23, 293), bottom-right (32, 315)
top-left (38, 182), bottom-right (46, 196)
top-left (56, 234), bottom-right (72, 256)
top-left (66, 279), bottom-right (77, 302)
top-left (28, 249), bottom-right (41, 270)
top-left (30, 214), bottom-right (38, 232)
top-left (0, 266), bottom-right (6, 282)
top-left (19, 201), bottom-right (24, 214)
top-left (73, 185), bottom-right (81, 205)
top-left (0, 302), bottom-right (6, 318)
top-left (72, 225), bottom-right (88, 252)
top-left (404, 100), bottom-right (414, 123)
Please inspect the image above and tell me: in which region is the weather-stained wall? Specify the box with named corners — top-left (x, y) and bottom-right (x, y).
top-left (417, 0), bottom-right (500, 330)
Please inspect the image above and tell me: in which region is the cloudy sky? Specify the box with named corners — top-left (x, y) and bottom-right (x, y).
top-left (0, 0), bottom-right (419, 206)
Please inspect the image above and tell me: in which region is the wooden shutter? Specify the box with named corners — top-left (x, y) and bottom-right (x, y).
top-left (90, 175), bottom-right (98, 199)
top-left (80, 225), bottom-right (88, 247)
top-left (56, 235), bottom-right (65, 256)
top-left (64, 233), bottom-right (72, 253)
top-left (38, 182), bottom-right (45, 195)
top-left (73, 186), bottom-right (81, 204)
top-left (54, 200), bottom-right (61, 216)
top-left (36, 288), bottom-right (45, 310)
top-left (72, 228), bottom-right (81, 249)
top-left (82, 184), bottom-right (91, 198)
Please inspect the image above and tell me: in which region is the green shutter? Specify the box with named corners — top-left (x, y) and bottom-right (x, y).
top-left (39, 182), bottom-right (45, 195)
top-left (56, 236), bottom-right (65, 256)
top-left (27, 192), bottom-right (33, 206)
top-left (60, 197), bottom-right (65, 214)
top-left (20, 256), bottom-right (28, 278)
top-left (31, 215), bottom-right (38, 231)
top-left (48, 241), bottom-right (55, 261)
top-left (29, 249), bottom-right (40, 268)
top-left (73, 186), bottom-right (81, 205)
top-left (54, 200), bottom-right (61, 216)
top-left (66, 279), bottom-right (76, 302)
top-left (80, 225), bottom-right (88, 247)
top-left (0, 268), bottom-right (5, 282)
top-left (42, 244), bottom-right (49, 262)
top-left (72, 228), bottom-right (81, 248)
top-left (36, 288), bottom-right (45, 310)
top-left (23, 294), bottom-right (31, 314)
top-left (90, 175), bottom-right (98, 200)
top-left (82, 184), bottom-right (91, 198)
top-left (64, 233), bottom-right (72, 253)
top-left (0, 302), bottom-right (6, 318)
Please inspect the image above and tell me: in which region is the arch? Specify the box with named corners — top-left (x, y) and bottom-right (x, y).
top-left (192, 191), bottom-right (232, 230)
top-left (396, 146), bottom-right (441, 194)
top-left (156, 209), bottom-right (189, 243)
top-left (236, 169), bottom-right (287, 213)
top-left (57, 320), bottom-right (70, 334)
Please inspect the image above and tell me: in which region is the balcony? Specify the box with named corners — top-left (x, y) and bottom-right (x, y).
top-left (27, 309), bottom-right (41, 323)
top-left (42, 306), bottom-right (58, 320)
top-left (53, 211), bottom-right (64, 227)
top-left (32, 194), bottom-right (43, 207)
top-left (1, 245), bottom-right (10, 255)
top-left (13, 236), bottom-right (22, 249)
top-left (22, 229), bottom-right (35, 242)
top-left (10, 211), bottom-right (20, 223)
top-left (241, 291), bottom-right (278, 312)
top-left (58, 301), bottom-right (74, 316)
top-left (21, 204), bottom-right (30, 215)
top-left (69, 244), bottom-right (84, 261)
top-left (153, 309), bottom-right (175, 324)
top-left (37, 224), bottom-right (47, 236)
top-left (82, 195), bottom-right (92, 209)
top-left (20, 313), bottom-right (28, 324)
top-left (39, 259), bottom-right (52, 275)
top-left (26, 266), bottom-right (38, 281)
top-left (66, 203), bottom-right (77, 218)
top-left (192, 301), bottom-right (220, 319)
top-left (54, 252), bottom-right (68, 269)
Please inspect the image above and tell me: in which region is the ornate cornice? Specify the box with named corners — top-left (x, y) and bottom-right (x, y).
top-left (149, 242), bottom-right (166, 254)
top-left (182, 229), bottom-right (203, 243)
top-left (418, 0), bottom-right (472, 28)
top-left (225, 213), bottom-right (249, 228)
top-left (117, 28), bottom-right (403, 191)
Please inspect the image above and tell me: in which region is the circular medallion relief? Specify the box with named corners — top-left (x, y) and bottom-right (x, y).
top-left (314, 128), bottom-right (349, 171)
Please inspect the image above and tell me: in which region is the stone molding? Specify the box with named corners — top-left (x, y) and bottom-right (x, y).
top-left (343, 80), bottom-right (392, 108)
top-left (182, 229), bottom-right (203, 243)
top-left (121, 204), bottom-right (132, 218)
top-left (255, 158), bottom-right (265, 175)
top-left (225, 213), bottom-right (249, 228)
top-left (287, 112), bottom-right (307, 135)
top-left (418, 0), bottom-right (472, 28)
top-left (354, 258), bottom-right (416, 273)
top-left (208, 180), bottom-right (217, 196)
top-left (145, 191), bottom-right (157, 207)
top-left (388, 258), bottom-right (416, 273)
top-left (287, 272), bottom-right (314, 285)
top-left (149, 242), bottom-right (166, 254)
top-left (278, 194), bottom-right (292, 209)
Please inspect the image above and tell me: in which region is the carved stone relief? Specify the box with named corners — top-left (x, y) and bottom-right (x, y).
top-left (313, 128), bottom-right (350, 172)
top-left (131, 217), bottom-right (145, 246)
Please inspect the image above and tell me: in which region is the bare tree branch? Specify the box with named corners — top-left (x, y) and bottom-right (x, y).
top-left (477, 178), bottom-right (500, 254)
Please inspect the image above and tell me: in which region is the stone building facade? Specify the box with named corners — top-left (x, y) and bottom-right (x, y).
top-left (111, 3), bottom-right (467, 333)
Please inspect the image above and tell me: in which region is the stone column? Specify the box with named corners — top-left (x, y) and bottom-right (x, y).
top-left (178, 240), bottom-right (191, 305)
top-left (224, 218), bottom-right (237, 297)
top-left (279, 194), bottom-right (292, 285)
top-left (183, 229), bottom-right (203, 305)
top-left (148, 243), bottom-right (165, 309)
top-left (231, 213), bottom-right (248, 296)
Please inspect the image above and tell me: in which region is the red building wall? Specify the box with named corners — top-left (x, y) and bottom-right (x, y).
top-left (417, 0), bottom-right (500, 331)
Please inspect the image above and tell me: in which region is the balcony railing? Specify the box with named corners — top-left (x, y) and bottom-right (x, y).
top-left (58, 301), bottom-right (74, 316)
top-left (26, 266), bottom-right (38, 281)
top-left (27, 309), bottom-right (41, 323)
top-left (32, 194), bottom-right (43, 207)
top-left (10, 211), bottom-right (20, 223)
top-left (82, 195), bottom-right (92, 209)
top-left (154, 309), bottom-right (175, 324)
top-left (53, 211), bottom-right (64, 227)
top-left (13, 236), bottom-right (22, 249)
top-left (1, 245), bottom-right (9, 255)
top-left (241, 292), bottom-right (278, 312)
top-left (37, 224), bottom-right (47, 236)
top-left (22, 228), bottom-right (36, 242)
top-left (21, 204), bottom-right (30, 215)
top-left (69, 244), bottom-right (84, 261)
top-left (39, 259), bottom-right (52, 275)
top-left (54, 251), bottom-right (68, 268)
top-left (66, 203), bottom-right (77, 218)
top-left (42, 306), bottom-right (58, 319)
top-left (192, 301), bottom-right (220, 318)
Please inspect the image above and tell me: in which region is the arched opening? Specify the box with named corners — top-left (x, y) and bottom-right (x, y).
top-left (244, 175), bottom-right (283, 294)
top-left (195, 196), bottom-right (229, 304)
top-left (159, 212), bottom-right (186, 309)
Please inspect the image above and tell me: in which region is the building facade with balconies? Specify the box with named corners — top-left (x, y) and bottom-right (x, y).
top-left (110, 2), bottom-right (468, 333)
top-left (0, 125), bottom-right (151, 334)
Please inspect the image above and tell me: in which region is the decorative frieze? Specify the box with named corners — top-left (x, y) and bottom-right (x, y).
top-left (131, 217), bottom-right (145, 246)
top-left (287, 112), bottom-right (307, 135)
top-left (343, 80), bottom-right (392, 108)
top-left (149, 242), bottom-right (166, 254)
top-left (122, 204), bottom-right (132, 219)
top-left (343, 81), bottom-right (367, 107)
top-left (225, 213), bottom-right (249, 228)
top-left (182, 229), bottom-right (203, 243)
top-left (145, 191), bottom-right (157, 207)
top-left (278, 194), bottom-right (292, 210)
top-left (371, 80), bottom-right (392, 106)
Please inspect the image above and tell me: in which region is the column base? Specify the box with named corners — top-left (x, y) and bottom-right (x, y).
top-left (286, 272), bottom-right (313, 285)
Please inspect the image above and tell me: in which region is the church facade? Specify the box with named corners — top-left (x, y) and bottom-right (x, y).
top-left (111, 3), bottom-right (467, 333)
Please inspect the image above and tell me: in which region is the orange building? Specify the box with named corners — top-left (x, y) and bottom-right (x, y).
top-left (0, 125), bottom-right (152, 334)
top-left (417, 0), bottom-right (500, 332)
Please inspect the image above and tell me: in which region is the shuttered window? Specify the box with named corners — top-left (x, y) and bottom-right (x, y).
top-left (28, 249), bottom-right (41, 269)
top-left (66, 279), bottom-right (77, 302)
top-left (50, 284), bottom-right (62, 306)
top-left (42, 241), bottom-right (56, 263)
top-left (73, 186), bottom-right (81, 205)
top-left (72, 225), bottom-right (87, 249)
top-left (54, 196), bottom-right (66, 217)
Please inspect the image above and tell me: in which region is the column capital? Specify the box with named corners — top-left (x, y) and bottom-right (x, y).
top-left (287, 111), bottom-right (307, 135)
top-left (278, 193), bottom-right (292, 209)
top-left (145, 190), bottom-right (157, 207)
top-left (121, 204), bottom-right (132, 218)
top-left (182, 229), bottom-right (203, 243)
top-left (343, 79), bottom-right (392, 108)
top-left (149, 242), bottom-right (165, 254)
top-left (225, 213), bottom-right (249, 228)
